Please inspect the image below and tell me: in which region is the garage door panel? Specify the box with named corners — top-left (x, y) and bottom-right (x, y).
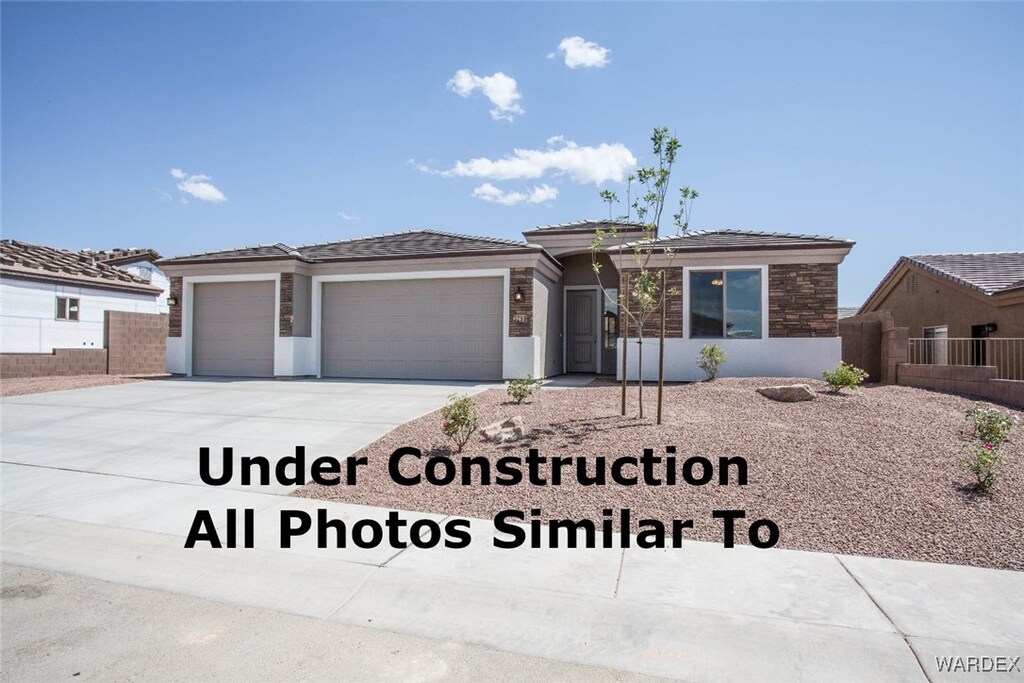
top-left (322, 278), bottom-right (503, 380)
top-left (193, 281), bottom-right (275, 378)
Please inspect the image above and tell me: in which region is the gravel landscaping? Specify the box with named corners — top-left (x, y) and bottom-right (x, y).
top-left (299, 378), bottom-right (1024, 570)
top-left (1, 375), bottom-right (141, 397)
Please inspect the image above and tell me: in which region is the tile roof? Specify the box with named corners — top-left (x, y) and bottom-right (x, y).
top-left (0, 240), bottom-right (162, 294)
top-left (902, 253), bottom-right (1024, 295)
top-left (159, 230), bottom-right (546, 264)
top-left (620, 229), bottom-right (854, 251)
top-left (523, 219), bottom-right (648, 234)
top-left (85, 247), bottom-right (161, 265)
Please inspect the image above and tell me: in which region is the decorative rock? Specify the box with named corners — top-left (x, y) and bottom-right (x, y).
top-left (756, 384), bottom-right (816, 402)
top-left (482, 416), bottom-right (526, 443)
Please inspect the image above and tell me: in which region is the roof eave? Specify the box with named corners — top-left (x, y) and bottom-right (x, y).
top-left (0, 268), bottom-right (164, 296)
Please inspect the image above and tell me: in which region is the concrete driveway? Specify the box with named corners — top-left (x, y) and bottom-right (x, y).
top-left (1, 377), bottom-right (489, 493)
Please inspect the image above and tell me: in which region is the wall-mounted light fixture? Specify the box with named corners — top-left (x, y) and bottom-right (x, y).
top-left (514, 286), bottom-right (524, 301)
top-left (167, 296), bottom-right (178, 306)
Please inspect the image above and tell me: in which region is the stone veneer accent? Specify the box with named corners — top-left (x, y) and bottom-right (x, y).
top-left (619, 268), bottom-right (683, 338)
top-left (279, 273), bottom-right (293, 337)
top-left (509, 267), bottom-right (533, 337)
top-left (168, 276), bottom-right (183, 337)
top-left (768, 264), bottom-right (838, 337)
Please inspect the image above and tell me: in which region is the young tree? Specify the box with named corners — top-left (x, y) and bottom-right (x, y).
top-left (590, 127), bottom-right (698, 423)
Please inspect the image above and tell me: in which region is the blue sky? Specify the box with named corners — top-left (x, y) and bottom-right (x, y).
top-left (2, 2), bottom-right (1021, 305)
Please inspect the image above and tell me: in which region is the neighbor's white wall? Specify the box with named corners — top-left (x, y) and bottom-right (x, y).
top-left (0, 278), bottom-right (161, 354)
top-left (617, 337), bottom-right (842, 382)
top-left (116, 261), bottom-right (170, 313)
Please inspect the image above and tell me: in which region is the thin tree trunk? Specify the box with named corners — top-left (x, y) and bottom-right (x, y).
top-left (637, 328), bottom-right (644, 419)
top-left (620, 276), bottom-right (628, 416)
top-left (657, 272), bottom-right (666, 426)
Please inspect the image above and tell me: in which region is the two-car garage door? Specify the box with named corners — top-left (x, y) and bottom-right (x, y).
top-left (321, 278), bottom-right (503, 380)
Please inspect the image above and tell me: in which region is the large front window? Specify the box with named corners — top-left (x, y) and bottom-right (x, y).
top-left (689, 270), bottom-right (762, 339)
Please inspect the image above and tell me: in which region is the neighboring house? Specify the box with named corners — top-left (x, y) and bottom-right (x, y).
top-left (156, 223), bottom-right (854, 381)
top-left (838, 306), bottom-right (861, 319)
top-left (0, 240), bottom-right (163, 353)
top-left (85, 248), bottom-right (171, 313)
top-left (858, 252), bottom-right (1024, 374)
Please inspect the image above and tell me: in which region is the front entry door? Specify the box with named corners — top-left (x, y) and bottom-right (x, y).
top-left (566, 290), bottom-right (598, 373)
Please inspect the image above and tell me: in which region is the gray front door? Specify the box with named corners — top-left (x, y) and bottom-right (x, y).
top-left (566, 290), bottom-right (598, 373)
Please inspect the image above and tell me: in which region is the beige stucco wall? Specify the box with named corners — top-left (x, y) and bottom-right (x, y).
top-left (870, 266), bottom-right (1024, 338)
top-left (533, 271), bottom-right (563, 378)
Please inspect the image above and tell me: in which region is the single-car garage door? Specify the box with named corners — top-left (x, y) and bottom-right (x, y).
top-left (193, 281), bottom-right (275, 377)
top-left (322, 278), bottom-right (503, 380)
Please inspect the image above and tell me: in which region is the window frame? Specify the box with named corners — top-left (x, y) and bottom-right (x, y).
top-left (55, 296), bottom-right (80, 322)
top-left (683, 265), bottom-right (768, 341)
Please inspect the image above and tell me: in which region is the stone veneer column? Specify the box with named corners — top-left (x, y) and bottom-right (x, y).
top-left (618, 268), bottom-right (683, 338)
top-left (508, 268), bottom-right (533, 337)
top-left (168, 276), bottom-right (182, 337)
top-left (279, 273), bottom-right (293, 337)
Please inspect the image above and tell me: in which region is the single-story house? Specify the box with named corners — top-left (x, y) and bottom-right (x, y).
top-left (857, 252), bottom-right (1024, 374)
top-left (85, 248), bottom-right (171, 313)
top-left (156, 222), bottom-right (854, 381)
top-left (0, 239), bottom-right (164, 354)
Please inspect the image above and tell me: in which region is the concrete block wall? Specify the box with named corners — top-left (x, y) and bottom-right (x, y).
top-left (897, 364), bottom-right (1024, 409)
top-left (104, 311), bottom-right (168, 375)
top-left (0, 348), bottom-right (108, 378)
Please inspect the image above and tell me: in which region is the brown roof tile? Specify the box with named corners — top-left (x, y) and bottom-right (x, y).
top-left (86, 247), bottom-right (161, 265)
top-left (904, 253), bottom-right (1024, 295)
top-left (621, 229), bottom-right (854, 252)
top-left (0, 240), bottom-right (162, 294)
top-left (523, 219), bottom-right (648, 235)
top-left (159, 230), bottom-right (547, 265)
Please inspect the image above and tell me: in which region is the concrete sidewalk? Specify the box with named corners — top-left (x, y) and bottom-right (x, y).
top-left (2, 380), bottom-right (1022, 680)
top-left (4, 480), bottom-right (1022, 681)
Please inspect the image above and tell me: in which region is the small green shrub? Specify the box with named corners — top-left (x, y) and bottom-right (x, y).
top-left (507, 375), bottom-right (543, 404)
top-left (697, 344), bottom-right (726, 380)
top-left (822, 362), bottom-right (868, 393)
top-left (440, 393), bottom-right (479, 452)
top-left (963, 405), bottom-right (1018, 493)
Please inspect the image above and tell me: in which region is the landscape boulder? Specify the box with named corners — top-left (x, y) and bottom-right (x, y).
top-left (756, 384), bottom-right (816, 402)
top-left (482, 416), bottom-right (526, 443)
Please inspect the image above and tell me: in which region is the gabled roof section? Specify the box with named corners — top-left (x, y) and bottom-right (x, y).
top-left (157, 242), bottom-right (310, 265)
top-left (523, 219), bottom-right (648, 235)
top-left (860, 252), bottom-right (1024, 313)
top-left (85, 247), bottom-right (161, 266)
top-left (904, 253), bottom-right (1024, 295)
top-left (295, 229), bottom-right (540, 261)
top-left (0, 240), bottom-right (162, 294)
top-left (619, 229), bottom-right (854, 252)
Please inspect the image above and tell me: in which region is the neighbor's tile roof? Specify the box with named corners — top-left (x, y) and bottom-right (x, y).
top-left (158, 230), bottom-right (546, 265)
top-left (0, 240), bottom-right (162, 293)
top-left (85, 247), bottom-right (161, 265)
top-left (621, 229), bottom-right (854, 251)
top-left (523, 219), bottom-right (648, 234)
top-left (902, 253), bottom-right (1024, 295)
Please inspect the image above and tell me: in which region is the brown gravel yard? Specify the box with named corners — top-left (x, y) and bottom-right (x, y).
top-left (1, 375), bottom-right (141, 397)
top-left (299, 378), bottom-right (1024, 570)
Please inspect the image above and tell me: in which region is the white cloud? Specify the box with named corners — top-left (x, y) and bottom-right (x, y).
top-left (169, 168), bottom-right (227, 203)
top-left (472, 183), bottom-right (558, 206)
top-left (338, 212), bottom-right (361, 221)
top-left (446, 69), bottom-right (524, 122)
top-left (444, 136), bottom-right (636, 185)
top-left (551, 36), bottom-right (610, 69)
top-left (407, 158), bottom-right (437, 174)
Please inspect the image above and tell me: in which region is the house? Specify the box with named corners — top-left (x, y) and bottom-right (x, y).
top-left (85, 248), bottom-right (171, 313)
top-left (0, 239), bottom-right (164, 354)
top-left (155, 223), bottom-right (854, 381)
top-left (857, 252), bottom-right (1024, 376)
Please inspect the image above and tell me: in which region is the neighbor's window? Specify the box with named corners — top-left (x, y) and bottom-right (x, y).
top-left (56, 296), bottom-right (80, 322)
top-left (603, 289), bottom-right (619, 349)
top-left (689, 270), bottom-right (762, 339)
top-left (923, 325), bottom-right (948, 365)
